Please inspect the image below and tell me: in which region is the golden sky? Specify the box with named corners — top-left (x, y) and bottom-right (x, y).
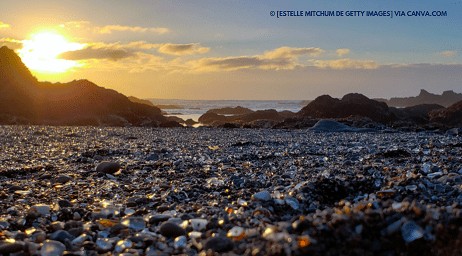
top-left (1, 0), bottom-right (461, 99)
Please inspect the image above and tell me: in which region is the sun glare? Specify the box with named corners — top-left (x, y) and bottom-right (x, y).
top-left (18, 31), bottom-right (85, 73)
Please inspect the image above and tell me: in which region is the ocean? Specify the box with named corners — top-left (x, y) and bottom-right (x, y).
top-left (148, 99), bottom-right (309, 122)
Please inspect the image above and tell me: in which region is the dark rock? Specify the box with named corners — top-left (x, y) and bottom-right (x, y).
top-left (0, 242), bottom-right (24, 254)
top-left (147, 214), bottom-right (171, 225)
top-left (206, 106), bottom-right (254, 115)
top-left (204, 236), bottom-right (234, 253)
top-left (429, 100), bottom-right (462, 126)
top-left (95, 161), bottom-right (121, 174)
top-left (0, 46), bottom-right (167, 126)
top-left (379, 89), bottom-right (462, 108)
top-left (159, 121), bottom-right (183, 128)
top-left (159, 222), bottom-right (186, 238)
top-left (49, 230), bottom-right (75, 243)
top-left (55, 175), bottom-right (72, 184)
top-left (58, 200), bottom-right (73, 208)
top-left (300, 93), bottom-right (396, 123)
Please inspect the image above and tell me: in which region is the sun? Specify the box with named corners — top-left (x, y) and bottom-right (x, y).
top-left (18, 31), bottom-right (85, 73)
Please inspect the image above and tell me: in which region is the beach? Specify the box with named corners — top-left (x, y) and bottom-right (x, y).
top-left (0, 126), bottom-right (461, 255)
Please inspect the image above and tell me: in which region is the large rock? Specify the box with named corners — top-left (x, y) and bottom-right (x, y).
top-left (0, 46), bottom-right (170, 126)
top-left (429, 100), bottom-right (462, 126)
top-left (299, 93), bottom-right (396, 124)
top-left (309, 119), bottom-right (374, 132)
top-left (206, 106), bottom-right (254, 115)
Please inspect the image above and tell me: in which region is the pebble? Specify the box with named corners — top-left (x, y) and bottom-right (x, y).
top-left (50, 230), bottom-right (75, 243)
top-left (0, 126), bottom-right (461, 255)
top-left (55, 175), bottom-right (72, 184)
top-left (0, 242), bottom-right (24, 254)
top-left (159, 222), bottom-right (186, 238)
top-left (95, 161), bottom-right (121, 174)
top-left (204, 236), bottom-right (234, 253)
top-left (29, 204), bottom-right (50, 216)
top-left (252, 190), bottom-right (272, 201)
top-left (40, 240), bottom-right (66, 256)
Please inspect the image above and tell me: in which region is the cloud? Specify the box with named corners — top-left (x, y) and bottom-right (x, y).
top-left (0, 21), bottom-right (10, 30)
top-left (0, 38), bottom-right (22, 50)
top-left (96, 25), bottom-right (169, 34)
top-left (190, 56), bottom-right (295, 72)
top-left (336, 48), bottom-right (350, 57)
top-left (158, 43), bottom-right (210, 56)
top-left (439, 50), bottom-right (457, 57)
top-left (263, 47), bottom-right (324, 59)
top-left (314, 59), bottom-right (378, 70)
top-left (189, 46), bottom-right (326, 72)
top-left (60, 47), bottom-right (133, 61)
top-left (60, 21), bottom-right (169, 35)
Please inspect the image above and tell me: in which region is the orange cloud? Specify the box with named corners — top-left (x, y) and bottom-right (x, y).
top-left (0, 38), bottom-right (22, 49)
top-left (0, 22), bottom-right (10, 30)
top-left (97, 25), bottom-right (169, 34)
top-left (60, 21), bottom-right (169, 35)
top-left (336, 48), bottom-right (350, 57)
top-left (314, 59), bottom-right (378, 70)
top-left (158, 43), bottom-right (209, 56)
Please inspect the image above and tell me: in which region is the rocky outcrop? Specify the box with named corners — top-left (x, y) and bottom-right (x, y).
top-left (0, 46), bottom-right (169, 126)
top-left (128, 96), bottom-right (155, 107)
top-left (379, 89), bottom-right (462, 108)
top-left (299, 93), bottom-right (396, 123)
top-left (429, 100), bottom-right (462, 126)
top-left (199, 109), bottom-right (296, 127)
top-left (206, 106), bottom-right (253, 115)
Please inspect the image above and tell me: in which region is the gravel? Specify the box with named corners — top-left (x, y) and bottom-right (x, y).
top-left (0, 125), bottom-right (461, 255)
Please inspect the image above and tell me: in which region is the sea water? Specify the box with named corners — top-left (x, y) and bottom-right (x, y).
top-left (149, 99), bottom-right (309, 122)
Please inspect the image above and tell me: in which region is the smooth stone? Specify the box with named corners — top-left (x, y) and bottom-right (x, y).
top-left (0, 242), bottom-right (24, 254)
top-left (40, 240), bottom-right (66, 256)
top-left (95, 162), bottom-right (121, 174)
top-left (58, 200), bottom-right (73, 208)
top-left (190, 218), bottom-right (208, 231)
top-left (55, 175), bottom-right (72, 184)
top-left (121, 217), bottom-right (145, 231)
top-left (159, 222), bottom-right (186, 238)
top-left (204, 236), bottom-right (234, 253)
top-left (252, 190), bottom-right (272, 201)
top-left (30, 204), bottom-right (51, 216)
top-left (147, 214), bottom-right (171, 224)
top-left (50, 230), bottom-right (75, 243)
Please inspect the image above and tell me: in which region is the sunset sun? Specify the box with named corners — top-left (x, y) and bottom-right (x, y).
top-left (18, 31), bottom-right (84, 73)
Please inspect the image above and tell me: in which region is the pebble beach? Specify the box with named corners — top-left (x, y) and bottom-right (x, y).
top-left (0, 126), bottom-right (461, 255)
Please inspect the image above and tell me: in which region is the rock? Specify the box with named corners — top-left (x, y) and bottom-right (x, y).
top-left (252, 190), bottom-right (272, 201)
top-left (0, 242), bottom-right (24, 254)
top-left (206, 106), bottom-right (254, 115)
top-left (95, 162), bottom-right (121, 174)
top-left (40, 240), bottom-right (66, 256)
top-left (429, 100), bottom-right (462, 126)
top-left (309, 119), bottom-right (373, 132)
top-left (55, 175), bottom-right (72, 184)
top-left (121, 217), bottom-right (145, 231)
top-left (190, 218), bottom-right (208, 231)
top-left (159, 222), bottom-right (186, 238)
top-left (58, 200), bottom-right (72, 208)
top-left (147, 214), bottom-right (171, 225)
top-left (299, 93), bottom-right (396, 123)
top-left (50, 230), bottom-right (75, 243)
top-left (204, 236), bottom-right (234, 253)
top-left (29, 204), bottom-right (50, 216)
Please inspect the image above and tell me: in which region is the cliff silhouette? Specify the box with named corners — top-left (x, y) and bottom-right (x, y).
top-left (0, 46), bottom-right (168, 126)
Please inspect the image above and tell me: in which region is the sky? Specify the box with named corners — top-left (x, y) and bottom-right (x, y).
top-left (0, 0), bottom-right (461, 100)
